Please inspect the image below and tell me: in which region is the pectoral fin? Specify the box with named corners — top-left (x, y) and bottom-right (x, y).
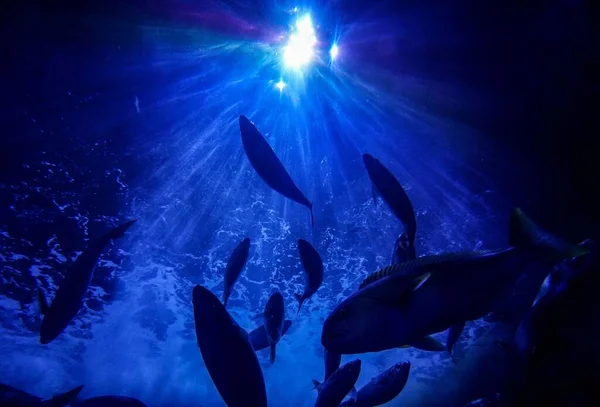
top-left (37, 289), bottom-right (49, 315)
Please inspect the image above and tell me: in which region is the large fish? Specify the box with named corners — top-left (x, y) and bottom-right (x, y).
top-left (260, 291), bottom-right (285, 364)
top-left (322, 208), bottom-right (588, 355)
top-left (38, 220), bottom-right (136, 344)
top-left (248, 319), bottom-right (292, 351)
top-left (71, 396), bottom-right (146, 407)
top-left (222, 237), bottom-right (251, 307)
top-left (294, 239), bottom-right (324, 313)
top-left (323, 349), bottom-right (342, 382)
top-left (363, 154), bottom-right (416, 242)
top-left (340, 361), bottom-right (411, 407)
top-left (192, 285), bottom-right (267, 407)
top-left (313, 360), bottom-right (361, 407)
top-left (0, 383), bottom-right (83, 407)
top-left (239, 115), bottom-right (314, 226)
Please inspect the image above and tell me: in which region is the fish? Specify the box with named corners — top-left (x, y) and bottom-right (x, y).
top-left (294, 239), bottom-right (324, 313)
top-left (446, 321), bottom-right (466, 361)
top-left (313, 359), bottom-right (361, 407)
top-left (322, 208), bottom-right (587, 355)
top-left (192, 285), bottom-right (267, 407)
top-left (239, 115), bottom-right (314, 226)
top-left (339, 361), bottom-right (411, 407)
top-left (0, 383), bottom-right (83, 407)
top-left (38, 220), bottom-right (136, 344)
top-left (391, 232), bottom-right (416, 265)
top-left (323, 349), bottom-right (342, 382)
top-left (363, 153), bottom-right (416, 242)
top-left (262, 291), bottom-right (285, 363)
top-left (222, 237), bottom-right (251, 307)
top-left (248, 319), bottom-right (292, 351)
top-left (71, 396), bottom-right (147, 407)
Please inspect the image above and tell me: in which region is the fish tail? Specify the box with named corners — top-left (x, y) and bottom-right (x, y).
top-left (509, 208), bottom-right (588, 263)
top-left (294, 293), bottom-right (304, 314)
top-left (311, 379), bottom-right (321, 391)
top-left (42, 384), bottom-right (84, 406)
top-left (309, 202), bottom-right (315, 228)
top-left (270, 343), bottom-right (276, 364)
top-left (105, 219), bottom-right (137, 240)
top-left (222, 294), bottom-right (228, 308)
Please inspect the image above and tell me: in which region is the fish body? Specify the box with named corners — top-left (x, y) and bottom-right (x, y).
top-left (295, 239), bottom-right (324, 313)
top-left (239, 115), bottom-right (314, 226)
top-left (340, 361), bottom-right (411, 407)
top-left (248, 319), bottom-right (292, 351)
top-left (363, 154), bottom-right (416, 242)
top-left (391, 232), bottom-right (416, 265)
top-left (263, 291), bottom-right (285, 363)
top-left (71, 396), bottom-right (146, 407)
top-left (323, 349), bottom-right (342, 382)
top-left (0, 384), bottom-right (83, 407)
top-left (322, 209), bottom-right (586, 355)
top-left (313, 360), bottom-right (361, 407)
top-left (192, 285), bottom-right (267, 407)
top-left (222, 237), bottom-right (251, 307)
top-left (39, 220), bottom-right (136, 344)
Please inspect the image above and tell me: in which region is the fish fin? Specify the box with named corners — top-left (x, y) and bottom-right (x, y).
top-left (38, 288), bottom-right (49, 315)
top-left (311, 379), bottom-right (321, 392)
top-left (309, 202), bottom-right (315, 228)
top-left (348, 386), bottom-right (357, 401)
top-left (222, 293), bottom-right (229, 308)
top-left (362, 272), bottom-right (431, 307)
top-left (104, 219), bottom-right (137, 240)
top-left (509, 208), bottom-right (587, 262)
top-left (446, 321), bottom-right (466, 353)
top-left (43, 384), bottom-right (84, 406)
top-left (372, 184), bottom-right (380, 205)
top-left (408, 335), bottom-right (447, 352)
top-left (270, 343), bottom-right (276, 364)
top-left (359, 264), bottom-right (404, 289)
top-left (294, 293), bottom-right (304, 314)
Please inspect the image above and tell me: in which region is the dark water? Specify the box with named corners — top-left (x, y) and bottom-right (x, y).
top-left (0, 0), bottom-right (597, 406)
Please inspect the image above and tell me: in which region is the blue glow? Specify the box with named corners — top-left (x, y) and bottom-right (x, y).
top-left (283, 14), bottom-right (317, 70)
top-left (330, 43), bottom-right (339, 60)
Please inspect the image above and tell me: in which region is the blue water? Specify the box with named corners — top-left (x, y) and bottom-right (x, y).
top-left (0, 1), bottom-right (595, 406)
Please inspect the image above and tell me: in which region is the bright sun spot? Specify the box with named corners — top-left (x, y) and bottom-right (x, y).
top-left (330, 44), bottom-right (339, 60)
top-left (276, 80), bottom-right (286, 91)
top-left (283, 14), bottom-right (317, 70)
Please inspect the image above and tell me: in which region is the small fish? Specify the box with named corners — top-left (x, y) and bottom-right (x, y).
top-left (222, 237), bottom-right (251, 307)
top-left (71, 396), bottom-right (147, 407)
top-left (38, 220), bottom-right (136, 344)
top-left (0, 383), bottom-right (83, 407)
top-left (262, 291), bottom-right (285, 364)
top-left (192, 285), bottom-right (267, 407)
top-left (363, 153), bottom-right (416, 242)
top-left (248, 320), bottom-right (292, 351)
top-left (322, 208), bottom-right (587, 355)
top-left (239, 115), bottom-right (314, 226)
top-left (323, 349), bottom-right (342, 382)
top-left (313, 360), bottom-right (361, 407)
top-left (391, 232), bottom-right (416, 265)
top-left (340, 361), bottom-right (411, 407)
top-left (294, 239), bottom-right (324, 313)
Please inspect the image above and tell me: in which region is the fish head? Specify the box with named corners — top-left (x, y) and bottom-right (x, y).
top-left (322, 292), bottom-right (402, 354)
top-left (337, 359), bottom-right (362, 383)
top-left (266, 291), bottom-right (284, 310)
top-left (241, 237), bottom-right (251, 247)
top-left (387, 361), bottom-right (411, 385)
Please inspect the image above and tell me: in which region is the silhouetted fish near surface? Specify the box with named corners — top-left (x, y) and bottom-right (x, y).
top-left (38, 220), bottom-right (136, 344)
top-left (248, 319), bottom-right (292, 351)
top-left (258, 291), bottom-right (285, 364)
top-left (322, 209), bottom-right (588, 355)
top-left (0, 383), bottom-right (83, 407)
top-left (71, 396), bottom-right (147, 407)
top-left (313, 359), bottom-right (361, 407)
top-left (363, 153), bottom-right (416, 242)
top-left (222, 237), bottom-right (251, 307)
top-left (295, 239), bottom-right (324, 313)
top-left (340, 361), bottom-right (411, 407)
top-left (391, 232), bottom-right (416, 265)
top-left (192, 285), bottom-right (267, 407)
top-left (239, 115), bottom-right (314, 226)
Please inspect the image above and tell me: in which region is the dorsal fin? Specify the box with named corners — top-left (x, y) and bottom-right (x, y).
top-left (359, 263), bottom-right (406, 289)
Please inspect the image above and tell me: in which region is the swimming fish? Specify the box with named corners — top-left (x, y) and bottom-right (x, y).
top-left (222, 237), bottom-right (251, 307)
top-left (363, 153), bottom-right (416, 242)
top-left (322, 208), bottom-right (587, 355)
top-left (294, 239), bottom-right (324, 313)
top-left (323, 349), bottom-right (342, 382)
top-left (0, 383), bottom-right (83, 407)
top-left (38, 220), bottom-right (136, 344)
top-left (340, 361), bottom-right (411, 407)
top-left (239, 115), bottom-right (314, 226)
top-left (192, 285), bottom-right (267, 407)
top-left (313, 359), bottom-right (361, 407)
top-left (391, 232), bottom-right (416, 265)
top-left (248, 320), bottom-right (292, 352)
top-left (261, 291), bottom-right (285, 364)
